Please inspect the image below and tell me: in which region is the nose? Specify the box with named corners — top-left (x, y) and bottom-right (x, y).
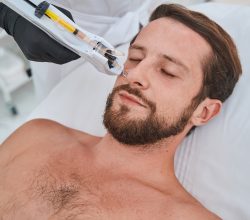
top-left (124, 61), bottom-right (151, 90)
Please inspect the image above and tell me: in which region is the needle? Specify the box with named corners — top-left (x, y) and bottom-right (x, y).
top-left (121, 70), bottom-right (128, 78)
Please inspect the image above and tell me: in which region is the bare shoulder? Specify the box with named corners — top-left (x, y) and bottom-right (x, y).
top-left (1, 119), bottom-right (72, 148)
top-left (152, 188), bottom-right (222, 220)
top-left (1, 118), bottom-right (99, 146)
top-left (133, 183), bottom-right (221, 220)
top-left (0, 119), bottom-right (100, 166)
top-left (174, 200), bottom-right (222, 220)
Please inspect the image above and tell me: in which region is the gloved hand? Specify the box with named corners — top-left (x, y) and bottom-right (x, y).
top-left (0, 3), bottom-right (80, 64)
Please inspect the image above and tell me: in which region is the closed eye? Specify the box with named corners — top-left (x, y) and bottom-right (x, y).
top-left (128, 58), bottom-right (142, 62)
top-left (161, 69), bottom-right (175, 78)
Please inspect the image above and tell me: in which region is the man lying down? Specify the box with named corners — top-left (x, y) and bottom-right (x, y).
top-left (0, 4), bottom-right (241, 219)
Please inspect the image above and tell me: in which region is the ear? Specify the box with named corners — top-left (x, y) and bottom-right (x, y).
top-left (190, 98), bottom-right (222, 126)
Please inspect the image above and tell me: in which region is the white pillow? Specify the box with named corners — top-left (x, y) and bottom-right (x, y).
top-left (29, 3), bottom-right (250, 219)
top-left (175, 3), bottom-right (250, 219)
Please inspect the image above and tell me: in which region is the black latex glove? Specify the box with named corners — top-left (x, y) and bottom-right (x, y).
top-left (0, 3), bottom-right (80, 64)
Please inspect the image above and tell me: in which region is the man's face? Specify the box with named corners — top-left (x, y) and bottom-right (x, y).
top-left (103, 18), bottom-right (212, 146)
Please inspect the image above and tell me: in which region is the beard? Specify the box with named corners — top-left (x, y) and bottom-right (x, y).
top-left (103, 84), bottom-right (196, 146)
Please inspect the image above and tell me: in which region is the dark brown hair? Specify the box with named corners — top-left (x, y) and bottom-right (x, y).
top-left (149, 4), bottom-right (242, 104)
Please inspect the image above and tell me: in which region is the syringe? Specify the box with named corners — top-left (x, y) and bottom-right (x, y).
top-left (23, 0), bottom-right (123, 70)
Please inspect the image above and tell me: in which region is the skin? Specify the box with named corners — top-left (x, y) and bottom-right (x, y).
top-left (0, 18), bottom-right (222, 219)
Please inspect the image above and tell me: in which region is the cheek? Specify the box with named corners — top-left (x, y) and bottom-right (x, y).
top-left (153, 87), bottom-right (191, 117)
top-left (113, 75), bottom-right (126, 87)
top-left (155, 97), bottom-right (177, 117)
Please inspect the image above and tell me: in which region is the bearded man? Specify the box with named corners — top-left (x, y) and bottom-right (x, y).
top-left (0, 4), bottom-right (241, 219)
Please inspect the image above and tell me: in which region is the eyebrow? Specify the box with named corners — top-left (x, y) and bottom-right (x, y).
top-left (130, 44), bottom-right (189, 72)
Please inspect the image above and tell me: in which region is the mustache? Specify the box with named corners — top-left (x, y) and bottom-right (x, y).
top-left (112, 84), bottom-right (156, 113)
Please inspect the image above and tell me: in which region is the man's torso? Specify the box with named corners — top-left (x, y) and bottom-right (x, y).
top-left (0, 119), bottom-right (219, 219)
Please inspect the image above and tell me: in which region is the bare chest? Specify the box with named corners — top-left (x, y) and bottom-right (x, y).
top-left (0, 149), bottom-right (170, 220)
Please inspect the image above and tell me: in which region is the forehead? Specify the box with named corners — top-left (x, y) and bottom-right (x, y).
top-left (133, 17), bottom-right (212, 74)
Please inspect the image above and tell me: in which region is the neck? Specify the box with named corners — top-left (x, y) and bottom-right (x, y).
top-left (92, 132), bottom-right (185, 189)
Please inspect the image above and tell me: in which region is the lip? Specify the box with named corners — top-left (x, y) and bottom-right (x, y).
top-left (118, 91), bottom-right (147, 108)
